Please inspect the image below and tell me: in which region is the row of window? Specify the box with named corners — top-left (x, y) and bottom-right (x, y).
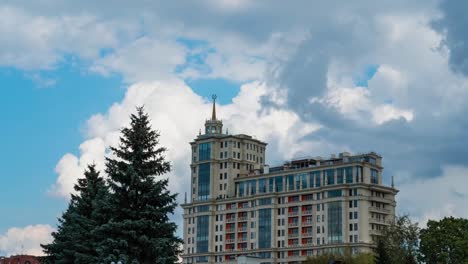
top-left (235, 167), bottom-right (367, 197)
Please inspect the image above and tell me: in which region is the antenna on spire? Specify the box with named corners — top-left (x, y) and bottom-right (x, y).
top-left (211, 94), bottom-right (217, 120)
top-left (184, 192), bottom-right (187, 204)
top-left (391, 175), bottom-right (395, 188)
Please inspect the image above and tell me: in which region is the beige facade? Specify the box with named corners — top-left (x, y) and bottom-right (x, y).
top-left (182, 98), bottom-right (398, 264)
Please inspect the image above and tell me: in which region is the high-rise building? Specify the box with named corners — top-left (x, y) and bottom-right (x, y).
top-left (182, 96), bottom-right (398, 264)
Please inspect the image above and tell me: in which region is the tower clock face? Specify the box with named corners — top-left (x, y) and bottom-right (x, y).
top-left (211, 127), bottom-right (216, 133)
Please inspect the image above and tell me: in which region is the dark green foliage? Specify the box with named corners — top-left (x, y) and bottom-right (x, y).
top-left (96, 107), bottom-right (182, 264)
top-left (374, 238), bottom-right (391, 264)
top-left (375, 215), bottom-right (419, 264)
top-left (41, 164), bottom-right (107, 264)
top-left (419, 217), bottom-right (468, 264)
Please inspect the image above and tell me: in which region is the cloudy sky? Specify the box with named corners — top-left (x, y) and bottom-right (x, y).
top-left (1, 0), bottom-right (468, 256)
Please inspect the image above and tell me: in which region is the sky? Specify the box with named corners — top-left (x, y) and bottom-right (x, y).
top-left (1, 0), bottom-right (468, 256)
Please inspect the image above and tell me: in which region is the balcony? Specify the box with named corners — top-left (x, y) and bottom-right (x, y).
top-left (238, 216), bottom-right (248, 221)
top-left (226, 218), bottom-right (236, 223)
top-left (369, 217), bottom-right (391, 225)
top-left (226, 239), bottom-right (235, 243)
top-left (238, 237), bottom-right (248, 242)
top-left (369, 206), bottom-right (390, 213)
top-left (287, 244), bottom-right (301, 248)
top-left (226, 228), bottom-right (235, 233)
top-left (302, 210), bottom-right (313, 215)
top-left (288, 222), bottom-right (299, 227)
top-left (302, 232), bottom-right (313, 237)
top-left (288, 211), bottom-right (299, 216)
top-left (302, 221), bottom-right (313, 226)
top-left (226, 248), bottom-right (235, 252)
top-left (238, 227), bottom-right (247, 232)
top-left (289, 233), bottom-right (299, 238)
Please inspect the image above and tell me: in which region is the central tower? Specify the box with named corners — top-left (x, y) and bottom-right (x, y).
top-left (204, 95), bottom-right (223, 135)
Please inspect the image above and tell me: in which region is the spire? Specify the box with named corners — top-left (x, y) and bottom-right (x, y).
top-left (211, 94), bottom-right (217, 120)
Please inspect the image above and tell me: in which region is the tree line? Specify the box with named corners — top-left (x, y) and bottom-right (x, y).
top-left (305, 215), bottom-right (468, 264)
top-left (41, 107), bottom-right (182, 264)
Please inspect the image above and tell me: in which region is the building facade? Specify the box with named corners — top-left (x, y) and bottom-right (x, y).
top-left (182, 97), bottom-right (398, 264)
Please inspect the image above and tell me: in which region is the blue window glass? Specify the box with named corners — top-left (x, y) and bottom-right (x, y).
top-left (238, 181), bottom-right (245, 197)
top-left (326, 169), bottom-right (335, 185)
top-left (198, 142), bottom-right (211, 161)
top-left (197, 205), bottom-right (210, 212)
top-left (371, 169), bottom-right (378, 184)
top-left (328, 189), bottom-right (342, 198)
top-left (258, 198), bottom-right (271, 206)
top-left (196, 215), bottom-right (210, 252)
top-left (198, 163), bottom-right (210, 200)
top-left (315, 172), bottom-right (321, 187)
top-left (295, 174), bottom-right (301, 190)
top-left (287, 175), bottom-right (294, 191)
top-left (275, 176), bottom-right (283, 192)
top-left (258, 178), bottom-right (267, 193)
top-left (308, 172), bottom-right (315, 188)
top-left (301, 173), bottom-right (308, 189)
top-left (345, 167), bottom-right (353, 183)
top-left (269, 177), bottom-right (274, 193)
top-left (248, 180), bottom-right (257, 195)
top-left (327, 201), bottom-right (342, 244)
top-left (258, 209), bottom-right (272, 248)
top-left (337, 169), bottom-right (344, 184)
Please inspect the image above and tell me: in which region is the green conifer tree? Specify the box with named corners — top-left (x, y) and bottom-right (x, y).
top-left (42, 164), bottom-right (107, 263)
top-left (96, 107), bottom-right (182, 264)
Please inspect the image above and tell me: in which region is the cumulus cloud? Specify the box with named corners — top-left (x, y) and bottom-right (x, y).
top-left (397, 165), bottom-right (468, 227)
top-left (432, 0), bottom-right (468, 76)
top-left (50, 138), bottom-right (108, 198)
top-left (3, 0), bottom-right (468, 251)
top-left (52, 80), bottom-right (323, 200)
top-left (0, 225), bottom-right (54, 256)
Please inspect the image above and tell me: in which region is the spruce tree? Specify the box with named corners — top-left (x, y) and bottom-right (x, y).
top-left (374, 238), bottom-right (390, 264)
top-left (96, 107), bottom-right (182, 264)
top-left (42, 164), bottom-right (108, 263)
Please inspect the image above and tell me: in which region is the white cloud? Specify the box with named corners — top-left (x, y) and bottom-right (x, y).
top-left (0, 6), bottom-right (133, 70)
top-left (50, 138), bottom-right (108, 198)
top-left (372, 104), bottom-right (414, 125)
top-left (397, 165), bottom-right (468, 227)
top-left (51, 80), bottom-right (323, 200)
top-left (91, 37), bottom-right (187, 83)
top-left (0, 225), bottom-right (54, 256)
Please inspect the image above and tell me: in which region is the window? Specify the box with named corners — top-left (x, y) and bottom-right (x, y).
top-left (295, 174), bottom-right (301, 190)
top-left (345, 167), bottom-right (353, 183)
top-left (315, 172), bottom-right (321, 187)
top-left (259, 178), bottom-right (267, 193)
top-left (328, 189), bottom-right (342, 198)
top-left (354, 212), bottom-right (358, 219)
top-left (275, 176), bottom-right (283, 192)
top-left (337, 168), bottom-right (344, 184)
top-left (198, 163), bottom-right (211, 200)
top-left (371, 169), bottom-right (379, 184)
top-left (326, 169), bottom-right (335, 185)
top-left (287, 175), bottom-right (294, 191)
top-left (198, 143), bottom-right (211, 161)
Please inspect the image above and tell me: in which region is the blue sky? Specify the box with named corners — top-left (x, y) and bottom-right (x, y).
top-left (1, 0), bottom-right (468, 256)
top-left (0, 65), bottom-right (239, 234)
